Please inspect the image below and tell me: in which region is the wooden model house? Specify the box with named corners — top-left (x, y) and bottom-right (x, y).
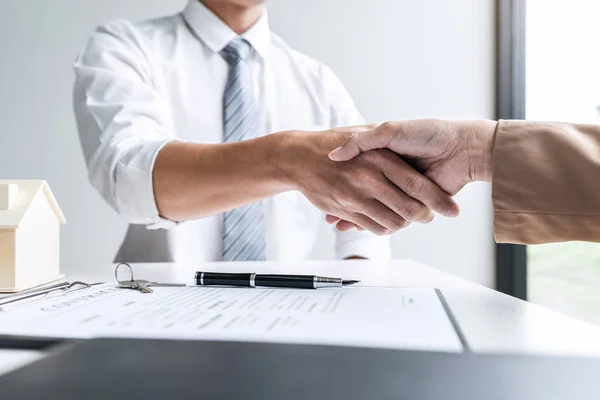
top-left (0, 180), bottom-right (65, 292)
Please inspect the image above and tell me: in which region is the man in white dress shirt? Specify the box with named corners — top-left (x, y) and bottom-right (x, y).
top-left (73, 0), bottom-right (458, 264)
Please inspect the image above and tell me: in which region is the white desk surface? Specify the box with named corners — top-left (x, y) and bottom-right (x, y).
top-left (3, 259), bottom-right (600, 376)
top-left (0, 350), bottom-right (44, 377)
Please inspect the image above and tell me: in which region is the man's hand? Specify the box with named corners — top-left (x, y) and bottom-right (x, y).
top-left (277, 126), bottom-right (460, 235)
top-left (324, 119), bottom-right (498, 231)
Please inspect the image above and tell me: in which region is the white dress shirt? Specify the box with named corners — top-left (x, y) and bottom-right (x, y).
top-left (73, 0), bottom-right (390, 263)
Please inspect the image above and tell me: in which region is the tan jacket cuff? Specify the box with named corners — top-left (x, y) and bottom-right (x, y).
top-left (492, 120), bottom-right (600, 244)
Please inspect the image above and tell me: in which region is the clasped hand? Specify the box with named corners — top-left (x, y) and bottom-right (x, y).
top-left (313, 119), bottom-right (496, 234)
top-left (282, 124), bottom-right (461, 236)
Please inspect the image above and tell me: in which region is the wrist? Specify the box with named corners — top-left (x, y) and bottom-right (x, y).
top-left (267, 129), bottom-right (349, 193)
top-left (265, 130), bottom-right (305, 192)
top-left (464, 120), bottom-right (497, 182)
top-left (479, 120), bottom-right (497, 182)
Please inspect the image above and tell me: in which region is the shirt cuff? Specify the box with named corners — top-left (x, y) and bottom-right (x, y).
top-left (113, 138), bottom-right (178, 229)
top-left (335, 231), bottom-right (391, 260)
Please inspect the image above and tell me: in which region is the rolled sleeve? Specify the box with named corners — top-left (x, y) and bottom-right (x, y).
top-left (73, 20), bottom-right (177, 227)
top-left (112, 137), bottom-right (178, 228)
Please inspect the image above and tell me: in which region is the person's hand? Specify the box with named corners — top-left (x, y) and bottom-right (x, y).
top-left (325, 119), bottom-right (497, 231)
top-left (329, 119), bottom-right (498, 192)
top-left (277, 125), bottom-right (460, 235)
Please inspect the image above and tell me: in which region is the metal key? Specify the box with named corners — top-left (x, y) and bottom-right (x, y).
top-left (119, 280), bottom-right (154, 294)
top-left (142, 281), bottom-right (186, 289)
top-left (118, 279), bottom-right (185, 293)
top-left (114, 263), bottom-right (185, 294)
top-left (134, 281), bottom-right (155, 293)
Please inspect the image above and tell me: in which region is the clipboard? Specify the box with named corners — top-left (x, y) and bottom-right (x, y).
top-left (0, 281), bottom-right (101, 350)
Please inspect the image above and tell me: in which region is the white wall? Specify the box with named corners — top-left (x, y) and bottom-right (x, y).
top-left (0, 0), bottom-right (496, 286)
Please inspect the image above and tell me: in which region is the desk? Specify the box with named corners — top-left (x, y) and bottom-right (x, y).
top-left (3, 259), bottom-right (600, 376)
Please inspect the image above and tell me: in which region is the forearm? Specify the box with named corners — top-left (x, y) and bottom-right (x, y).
top-left (153, 133), bottom-right (292, 222)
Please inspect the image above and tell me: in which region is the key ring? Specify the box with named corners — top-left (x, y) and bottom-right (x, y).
top-left (115, 262), bottom-right (135, 285)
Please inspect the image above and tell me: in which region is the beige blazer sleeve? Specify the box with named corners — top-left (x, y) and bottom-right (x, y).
top-left (492, 120), bottom-right (600, 244)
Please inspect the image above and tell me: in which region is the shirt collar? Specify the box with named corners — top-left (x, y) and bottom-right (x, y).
top-left (182, 0), bottom-right (270, 60)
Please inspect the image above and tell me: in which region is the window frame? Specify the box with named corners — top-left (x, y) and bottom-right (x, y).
top-left (495, 0), bottom-right (527, 300)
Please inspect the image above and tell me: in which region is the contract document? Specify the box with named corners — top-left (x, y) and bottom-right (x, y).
top-left (0, 284), bottom-right (465, 352)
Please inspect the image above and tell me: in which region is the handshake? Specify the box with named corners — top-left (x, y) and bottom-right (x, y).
top-left (284, 119), bottom-right (498, 235)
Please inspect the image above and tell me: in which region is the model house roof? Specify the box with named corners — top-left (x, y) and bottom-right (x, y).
top-left (0, 180), bottom-right (66, 228)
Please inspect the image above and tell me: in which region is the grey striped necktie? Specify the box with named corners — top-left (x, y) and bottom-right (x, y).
top-left (220, 38), bottom-right (266, 262)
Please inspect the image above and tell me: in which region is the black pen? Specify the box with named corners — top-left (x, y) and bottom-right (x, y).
top-left (194, 272), bottom-right (360, 289)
